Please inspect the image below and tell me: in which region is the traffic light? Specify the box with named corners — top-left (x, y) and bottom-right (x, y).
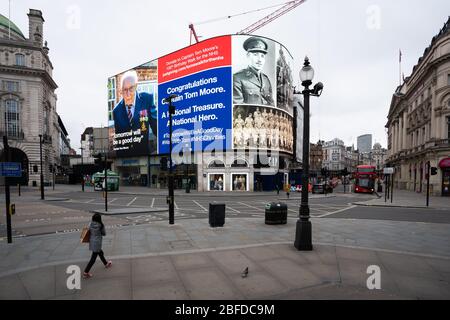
top-left (431, 167), bottom-right (438, 175)
top-left (93, 153), bottom-right (103, 165)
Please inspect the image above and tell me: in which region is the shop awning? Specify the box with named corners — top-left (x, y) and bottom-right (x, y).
top-left (438, 158), bottom-right (450, 168)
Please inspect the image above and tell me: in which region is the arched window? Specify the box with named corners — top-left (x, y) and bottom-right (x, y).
top-left (208, 160), bottom-right (225, 168)
top-left (231, 159), bottom-right (248, 167)
top-left (5, 99), bottom-right (20, 138)
top-left (15, 54), bottom-right (25, 66)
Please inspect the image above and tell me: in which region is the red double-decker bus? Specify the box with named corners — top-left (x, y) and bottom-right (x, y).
top-left (354, 165), bottom-right (377, 193)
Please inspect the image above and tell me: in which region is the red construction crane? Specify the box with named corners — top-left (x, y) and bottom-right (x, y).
top-left (237, 0), bottom-right (307, 34)
top-left (189, 0), bottom-right (307, 44)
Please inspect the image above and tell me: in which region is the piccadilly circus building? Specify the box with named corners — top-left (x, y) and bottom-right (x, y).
top-left (107, 35), bottom-right (303, 192)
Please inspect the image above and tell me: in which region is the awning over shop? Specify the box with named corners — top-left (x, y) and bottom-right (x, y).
top-left (438, 158), bottom-right (450, 168)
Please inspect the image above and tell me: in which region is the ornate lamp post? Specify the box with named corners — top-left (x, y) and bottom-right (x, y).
top-left (294, 57), bottom-right (323, 251)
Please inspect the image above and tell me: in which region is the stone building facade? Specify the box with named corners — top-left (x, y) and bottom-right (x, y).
top-left (0, 9), bottom-right (60, 186)
top-left (322, 138), bottom-right (346, 171)
top-left (310, 141), bottom-right (324, 174)
top-left (386, 17), bottom-right (450, 196)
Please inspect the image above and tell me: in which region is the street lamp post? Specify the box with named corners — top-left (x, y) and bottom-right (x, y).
top-left (80, 147), bottom-right (85, 192)
top-left (39, 134), bottom-right (44, 200)
top-left (164, 94), bottom-right (178, 225)
top-left (294, 57), bottom-right (323, 251)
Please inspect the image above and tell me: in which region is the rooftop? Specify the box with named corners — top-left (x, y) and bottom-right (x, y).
top-left (0, 13), bottom-right (26, 40)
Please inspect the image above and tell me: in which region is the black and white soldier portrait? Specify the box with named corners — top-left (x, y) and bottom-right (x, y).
top-left (233, 105), bottom-right (293, 153)
top-left (233, 36), bottom-right (275, 106)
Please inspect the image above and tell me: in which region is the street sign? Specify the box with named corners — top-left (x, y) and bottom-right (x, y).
top-left (383, 167), bottom-right (394, 174)
top-left (0, 162), bottom-right (22, 177)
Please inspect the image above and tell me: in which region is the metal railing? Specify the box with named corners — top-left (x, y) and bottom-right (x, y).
top-left (0, 130), bottom-right (25, 140)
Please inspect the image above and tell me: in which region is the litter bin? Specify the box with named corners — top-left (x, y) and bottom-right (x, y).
top-left (265, 202), bottom-right (287, 225)
top-left (209, 203), bottom-right (225, 227)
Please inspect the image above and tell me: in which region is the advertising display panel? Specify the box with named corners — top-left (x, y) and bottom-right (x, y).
top-left (157, 36), bottom-right (232, 154)
top-left (108, 61), bottom-right (158, 156)
top-left (108, 35), bottom-right (297, 156)
top-left (232, 35), bottom-right (294, 154)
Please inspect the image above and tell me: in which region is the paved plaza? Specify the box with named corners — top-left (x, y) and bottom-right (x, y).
top-left (0, 185), bottom-right (449, 300)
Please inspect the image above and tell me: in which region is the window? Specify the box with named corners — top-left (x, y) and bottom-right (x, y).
top-left (3, 81), bottom-right (19, 92)
top-left (108, 77), bottom-right (116, 123)
top-left (107, 77), bottom-right (116, 100)
top-left (422, 127), bottom-right (426, 143)
top-left (231, 159), bottom-right (248, 167)
top-left (108, 101), bottom-right (114, 121)
top-left (447, 116), bottom-right (450, 139)
top-left (5, 99), bottom-right (20, 137)
top-left (15, 54), bottom-right (25, 66)
top-left (43, 107), bottom-right (50, 135)
top-left (208, 160), bottom-right (225, 168)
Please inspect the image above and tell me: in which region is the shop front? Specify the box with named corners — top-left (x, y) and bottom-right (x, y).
top-left (114, 157), bottom-right (148, 186)
top-left (439, 157), bottom-right (450, 196)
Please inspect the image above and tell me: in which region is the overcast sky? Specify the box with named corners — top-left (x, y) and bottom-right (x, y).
top-left (2, 0), bottom-right (449, 152)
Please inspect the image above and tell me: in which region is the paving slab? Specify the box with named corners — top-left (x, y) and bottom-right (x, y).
top-left (178, 268), bottom-right (244, 300)
top-left (133, 281), bottom-right (189, 300)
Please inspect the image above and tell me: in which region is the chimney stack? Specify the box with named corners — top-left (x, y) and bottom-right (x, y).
top-left (27, 9), bottom-right (44, 47)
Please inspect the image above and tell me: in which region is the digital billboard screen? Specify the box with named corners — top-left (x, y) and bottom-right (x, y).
top-left (108, 35), bottom-right (298, 157)
top-left (108, 61), bottom-right (158, 157)
top-left (157, 36), bottom-right (232, 154)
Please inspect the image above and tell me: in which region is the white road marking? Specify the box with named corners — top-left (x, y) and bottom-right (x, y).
top-left (238, 202), bottom-right (264, 211)
top-left (151, 198), bottom-right (155, 208)
top-left (108, 198), bottom-right (118, 204)
top-left (174, 201), bottom-right (179, 209)
top-left (227, 206), bottom-right (241, 213)
top-left (126, 197), bottom-right (138, 207)
top-left (192, 200), bottom-right (208, 212)
top-left (315, 205), bottom-right (356, 218)
top-left (309, 207), bottom-right (329, 213)
top-left (85, 199), bottom-right (95, 203)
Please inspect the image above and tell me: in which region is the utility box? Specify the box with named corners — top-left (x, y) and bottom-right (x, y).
top-left (209, 203), bottom-right (225, 227)
top-left (265, 202), bottom-right (287, 225)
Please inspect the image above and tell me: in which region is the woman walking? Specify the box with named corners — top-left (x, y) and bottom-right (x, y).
top-left (83, 213), bottom-right (112, 278)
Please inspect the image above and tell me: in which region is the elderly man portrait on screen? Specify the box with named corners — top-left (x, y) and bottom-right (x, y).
top-left (113, 70), bottom-right (157, 136)
top-left (233, 37), bottom-right (274, 106)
